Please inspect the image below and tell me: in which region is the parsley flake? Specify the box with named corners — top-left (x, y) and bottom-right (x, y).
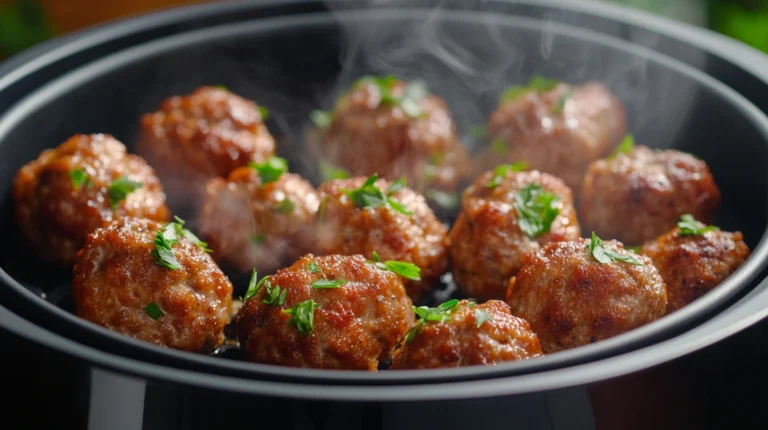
top-left (387, 176), bottom-right (407, 195)
top-left (405, 299), bottom-right (460, 343)
top-left (342, 174), bottom-right (412, 216)
top-left (319, 161), bottom-right (350, 181)
top-left (355, 76), bottom-right (429, 118)
top-left (284, 299), bottom-right (316, 336)
top-left (514, 183), bottom-right (561, 237)
top-left (317, 196), bottom-right (329, 221)
top-left (307, 262), bottom-right (321, 273)
top-left (588, 231), bottom-right (643, 265)
top-left (311, 279), bottom-right (348, 289)
top-left (273, 198), bottom-right (295, 213)
top-left (499, 75), bottom-right (560, 104)
top-left (612, 134), bottom-right (635, 157)
top-left (262, 279), bottom-right (287, 306)
top-left (425, 189), bottom-right (460, 210)
top-left (485, 162), bottom-right (528, 189)
top-left (144, 302), bottom-right (164, 320)
top-left (552, 87), bottom-right (573, 114)
top-left (677, 214), bottom-right (717, 236)
top-left (107, 176), bottom-right (142, 209)
top-left (258, 105), bottom-right (270, 121)
top-left (490, 137), bottom-right (507, 155)
top-left (311, 110), bottom-right (334, 129)
top-left (627, 246), bottom-right (642, 254)
top-left (368, 251), bottom-right (422, 280)
top-left (69, 168), bottom-right (91, 190)
top-left (249, 156), bottom-right (288, 184)
top-left (162, 216), bottom-right (211, 252)
top-left (150, 227), bottom-right (180, 270)
top-left (474, 309), bottom-right (493, 328)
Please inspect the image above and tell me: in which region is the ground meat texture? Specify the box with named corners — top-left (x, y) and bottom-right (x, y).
top-left (308, 77), bottom-right (469, 194)
top-left (197, 167), bottom-right (320, 276)
top-left (506, 238), bottom-right (667, 353)
top-left (235, 253), bottom-right (414, 370)
top-left (481, 81), bottom-right (626, 193)
top-left (314, 176), bottom-right (449, 303)
top-left (390, 300), bottom-right (543, 369)
top-left (641, 226), bottom-right (750, 313)
top-left (449, 169), bottom-right (581, 301)
top-left (72, 217), bottom-right (233, 353)
top-left (12, 133), bottom-right (170, 266)
top-left (579, 145), bottom-right (721, 246)
top-left (137, 86), bottom-right (276, 217)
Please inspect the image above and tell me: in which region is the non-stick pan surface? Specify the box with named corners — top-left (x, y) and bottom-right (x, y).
top-left (1, 0), bottom-right (768, 393)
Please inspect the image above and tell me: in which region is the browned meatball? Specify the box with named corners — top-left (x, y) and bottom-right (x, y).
top-left (197, 160), bottom-right (320, 275)
top-left (12, 133), bottom-right (170, 266)
top-left (479, 78), bottom-right (626, 193)
top-left (308, 75), bottom-right (469, 194)
top-left (449, 168), bottom-right (581, 301)
top-left (390, 299), bottom-right (544, 369)
top-left (579, 144), bottom-right (721, 246)
top-left (641, 215), bottom-right (750, 313)
top-left (506, 235), bottom-right (667, 353)
top-left (314, 175), bottom-right (449, 303)
top-left (137, 86), bottom-right (276, 215)
top-left (72, 216), bottom-right (233, 353)
top-left (235, 253), bottom-right (414, 370)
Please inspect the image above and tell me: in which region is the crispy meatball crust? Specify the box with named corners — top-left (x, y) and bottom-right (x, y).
top-left (579, 145), bottom-right (721, 246)
top-left (137, 86), bottom-right (276, 214)
top-left (481, 82), bottom-right (626, 193)
top-left (12, 133), bottom-right (170, 266)
top-left (390, 300), bottom-right (543, 369)
top-left (235, 254), bottom-right (415, 370)
top-left (72, 217), bottom-right (233, 353)
top-left (310, 77), bottom-right (469, 193)
top-left (197, 167), bottom-right (320, 275)
top-left (641, 226), bottom-right (750, 313)
top-left (449, 169), bottom-right (581, 301)
top-left (314, 176), bottom-right (449, 303)
top-left (506, 238), bottom-right (667, 353)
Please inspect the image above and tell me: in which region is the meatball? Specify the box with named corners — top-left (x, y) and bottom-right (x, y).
top-left (506, 235), bottom-right (667, 353)
top-left (12, 133), bottom-right (170, 266)
top-left (449, 167), bottom-right (581, 301)
top-left (390, 299), bottom-right (543, 369)
top-left (197, 160), bottom-right (320, 276)
top-left (72, 216), bottom-right (233, 353)
top-left (137, 85), bottom-right (276, 217)
top-left (641, 215), bottom-right (750, 313)
top-left (308, 75), bottom-right (469, 194)
top-left (235, 253), bottom-right (415, 370)
top-left (480, 78), bottom-right (626, 193)
top-left (314, 175), bottom-right (449, 303)
top-left (579, 144), bottom-right (721, 245)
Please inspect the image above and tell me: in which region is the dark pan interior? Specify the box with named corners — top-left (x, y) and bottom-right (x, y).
top-left (1, 8), bottom-right (768, 385)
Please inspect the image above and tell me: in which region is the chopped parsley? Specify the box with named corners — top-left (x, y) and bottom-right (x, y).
top-left (369, 251), bottom-right (421, 281)
top-left (107, 176), bottom-right (142, 209)
top-left (627, 246), bottom-right (642, 254)
top-left (355, 75), bottom-right (429, 118)
top-left (387, 176), bottom-right (407, 195)
top-left (677, 214), bottom-right (717, 236)
top-left (311, 279), bottom-right (348, 289)
top-left (317, 195), bottom-right (329, 221)
top-left (262, 279), bottom-right (287, 306)
top-left (514, 183), bottom-right (561, 237)
top-left (319, 161), bottom-right (350, 181)
top-left (485, 162), bottom-right (528, 189)
top-left (244, 269), bottom-right (268, 300)
top-left (162, 216), bottom-right (211, 252)
top-left (273, 197), bottom-right (296, 213)
top-left (307, 262), bottom-right (321, 273)
top-left (405, 299), bottom-right (460, 343)
top-left (310, 110), bottom-right (334, 129)
top-left (249, 156), bottom-right (288, 184)
top-left (284, 299), bottom-right (316, 337)
top-left (499, 75), bottom-right (560, 104)
top-left (612, 134), bottom-right (635, 157)
top-left (469, 124), bottom-right (487, 138)
top-left (425, 189), bottom-right (460, 210)
top-left (552, 87), bottom-right (573, 114)
top-left (588, 231), bottom-right (643, 265)
top-left (69, 168), bottom-right (91, 190)
top-left (490, 137), bottom-right (507, 154)
top-left (144, 302), bottom-right (164, 320)
top-left (474, 309), bottom-right (493, 328)
top-left (258, 105), bottom-right (271, 121)
top-left (341, 174), bottom-right (413, 216)
top-left (150, 228), bottom-right (180, 270)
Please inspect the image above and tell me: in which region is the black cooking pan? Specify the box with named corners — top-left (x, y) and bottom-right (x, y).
top-left (2, 0), bottom-right (768, 426)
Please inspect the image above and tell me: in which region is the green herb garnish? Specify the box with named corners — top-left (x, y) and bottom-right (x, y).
top-left (677, 214), bottom-right (717, 236)
top-left (311, 279), bottom-right (348, 289)
top-left (405, 299), bottom-right (460, 343)
top-left (342, 174), bottom-right (413, 216)
top-left (474, 309), bottom-right (493, 328)
top-left (514, 183), bottom-right (561, 237)
top-left (249, 156), bottom-right (288, 184)
top-left (150, 227), bottom-right (180, 270)
top-left (162, 216), bottom-right (211, 252)
top-left (319, 161), bottom-right (350, 181)
top-left (369, 251), bottom-right (421, 280)
top-left (284, 299), bottom-right (316, 337)
top-left (612, 134), bottom-right (635, 157)
top-left (244, 269), bottom-right (260, 300)
top-left (273, 198), bottom-right (295, 213)
top-left (317, 195), bottom-right (329, 221)
top-left (552, 87), bottom-right (573, 114)
top-left (485, 162), bottom-right (528, 189)
top-left (258, 105), bottom-right (271, 121)
top-left (262, 279), bottom-right (287, 306)
top-left (588, 231), bottom-right (643, 265)
top-left (490, 137), bottom-right (507, 155)
top-left (144, 302), bottom-right (164, 320)
top-left (69, 168), bottom-right (91, 190)
top-left (355, 76), bottom-right (428, 118)
top-left (387, 176), bottom-right (407, 195)
top-left (307, 262), bottom-right (321, 273)
top-left (310, 110), bottom-right (334, 129)
top-left (107, 176), bottom-right (142, 209)
top-left (425, 189), bottom-right (460, 210)
top-left (499, 75), bottom-right (560, 104)
top-left (627, 246), bottom-right (642, 254)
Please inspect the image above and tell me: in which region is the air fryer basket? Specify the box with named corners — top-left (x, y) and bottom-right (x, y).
top-left (1, 0), bottom-right (768, 397)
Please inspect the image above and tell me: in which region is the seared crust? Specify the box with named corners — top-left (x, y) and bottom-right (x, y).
top-left (235, 254), bottom-right (415, 370)
top-left (506, 238), bottom-right (667, 353)
top-left (579, 145), bottom-right (721, 245)
top-left (390, 300), bottom-right (543, 369)
top-left (12, 133), bottom-right (170, 266)
top-left (72, 217), bottom-right (233, 353)
top-left (197, 167), bottom-right (319, 275)
top-left (641, 227), bottom-right (750, 313)
top-left (314, 177), bottom-right (449, 303)
top-left (449, 169), bottom-right (581, 301)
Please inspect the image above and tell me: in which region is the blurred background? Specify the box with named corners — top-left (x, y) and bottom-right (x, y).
top-left (1, 0), bottom-right (767, 61)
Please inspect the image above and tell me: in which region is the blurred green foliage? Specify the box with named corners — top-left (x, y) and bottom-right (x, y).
top-left (709, 0), bottom-right (768, 53)
top-left (0, 0), bottom-right (53, 58)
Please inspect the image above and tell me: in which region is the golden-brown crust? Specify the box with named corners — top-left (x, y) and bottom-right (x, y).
top-left (235, 254), bottom-right (415, 370)
top-left (71, 217), bottom-right (233, 353)
top-left (480, 82), bottom-right (626, 193)
top-left (12, 133), bottom-right (170, 266)
top-left (197, 167), bottom-right (319, 275)
top-left (308, 78), bottom-right (469, 193)
top-left (390, 300), bottom-right (543, 369)
top-left (641, 227), bottom-right (750, 313)
top-left (579, 145), bottom-right (721, 245)
top-left (506, 238), bottom-right (667, 353)
top-left (314, 176), bottom-right (449, 303)
top-left (448, 169), bottom-right (581, 301)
